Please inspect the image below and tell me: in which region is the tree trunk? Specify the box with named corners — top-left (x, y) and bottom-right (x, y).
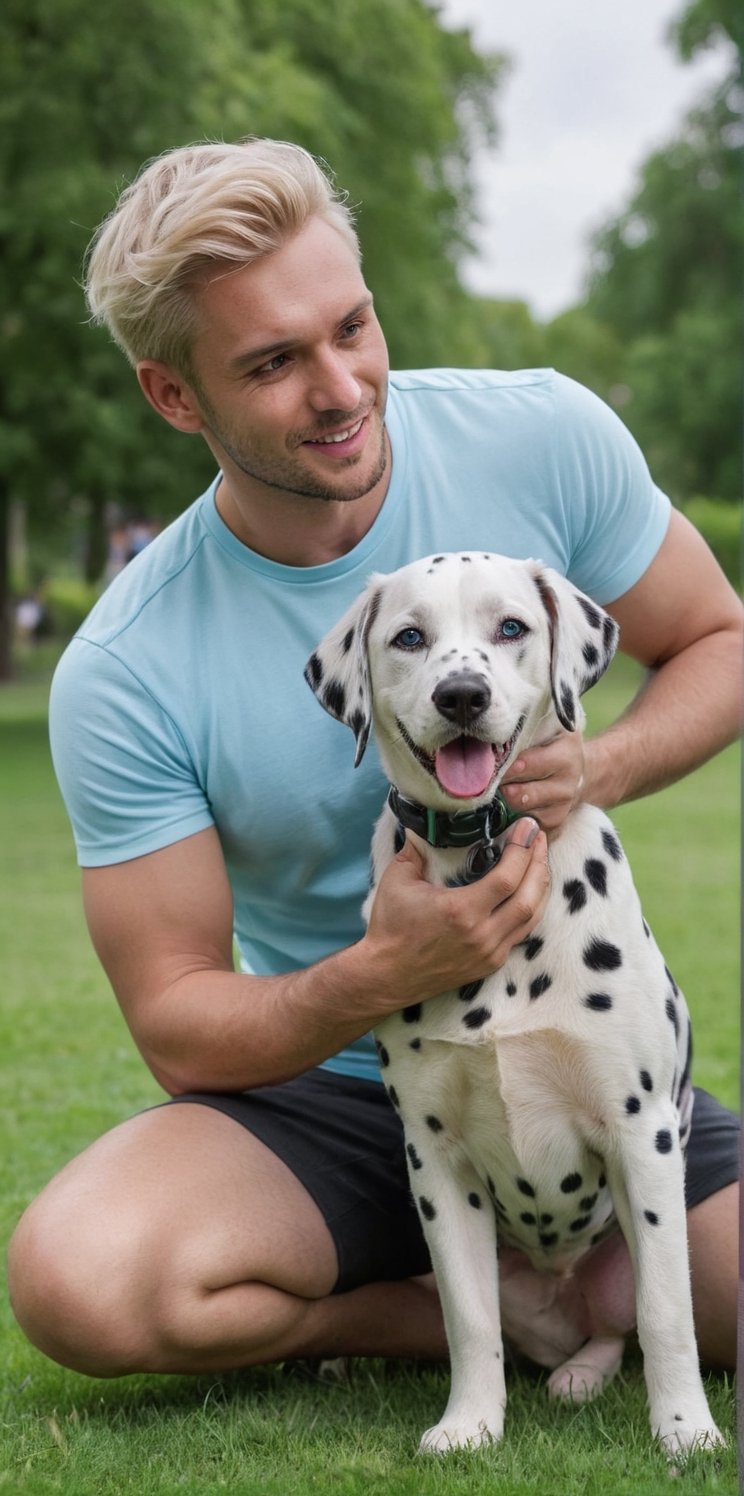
top-left (84, 490), bottom-right (108, 585)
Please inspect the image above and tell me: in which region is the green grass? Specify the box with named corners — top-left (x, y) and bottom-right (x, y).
top-left (0, 647), bottom-right (739, 1495)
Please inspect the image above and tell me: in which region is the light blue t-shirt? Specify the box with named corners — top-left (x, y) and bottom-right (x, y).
top-left (49, 369), bottom-right (670, 1081)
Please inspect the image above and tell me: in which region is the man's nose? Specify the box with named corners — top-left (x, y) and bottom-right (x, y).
top-left (307, 350), bottom-right (362, 411)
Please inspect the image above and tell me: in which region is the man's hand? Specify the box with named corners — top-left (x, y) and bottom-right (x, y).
top-left (364, 817), bottom-right (550, 1012)
top-left (501, 730), bottom-right (586, 834)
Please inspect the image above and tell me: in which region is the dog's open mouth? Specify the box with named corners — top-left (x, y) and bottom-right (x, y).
top-left (397, 721), bottom-right (521, 800)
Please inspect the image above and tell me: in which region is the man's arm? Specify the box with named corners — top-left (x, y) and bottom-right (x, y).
top-left (502, 510), bottom-right (742, 825)
top-left (584, 508), bottom-right (742, 808)
top-left (82, 818), bottom-right (548, 1096)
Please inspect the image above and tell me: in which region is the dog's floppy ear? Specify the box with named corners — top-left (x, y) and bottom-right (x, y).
top-left (530, 564), bottom-right (619, 732)
top-left (304, 582), bottom-right (382, 766)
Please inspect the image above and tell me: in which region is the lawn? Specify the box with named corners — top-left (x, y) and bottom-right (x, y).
top-left (0, 645), bottom-right (739, 1495)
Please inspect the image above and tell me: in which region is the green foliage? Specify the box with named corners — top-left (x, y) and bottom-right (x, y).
top-left (43, 576), bottom-right (100, 639)
top-left (585, 77), bottom-right (742, 504)
top-left (682, 495), bottom-right (742, 583)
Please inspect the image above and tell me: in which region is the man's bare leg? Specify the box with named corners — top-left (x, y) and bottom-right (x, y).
top-left (7, 1104), bottom-right (447, 1376)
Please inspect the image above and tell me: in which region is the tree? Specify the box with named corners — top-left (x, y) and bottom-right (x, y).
top-left (583, 1), bottom-right (741, 503)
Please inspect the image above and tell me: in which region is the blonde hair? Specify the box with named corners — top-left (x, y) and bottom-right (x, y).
top-left (84, 138), bottom-right (360, 375)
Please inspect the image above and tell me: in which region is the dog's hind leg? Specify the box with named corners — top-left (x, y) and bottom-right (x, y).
top-left (547, 1333), bottom-right (624, 1402)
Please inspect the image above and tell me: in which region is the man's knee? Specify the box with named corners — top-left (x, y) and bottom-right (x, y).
top-left (8, 1189), bottom-right (156, 1376)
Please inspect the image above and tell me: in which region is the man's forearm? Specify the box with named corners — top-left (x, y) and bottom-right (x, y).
top-left (584, 626), bottom-right (742, 811)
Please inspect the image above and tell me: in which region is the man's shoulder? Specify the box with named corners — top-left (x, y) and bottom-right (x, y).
top-left (75, 488), bottom-right (215, 650)
top-left (389, 367), bottom-right (556, 399)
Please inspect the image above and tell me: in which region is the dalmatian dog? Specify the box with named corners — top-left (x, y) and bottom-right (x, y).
top-left (305, 552), bottom-right (723, 1458)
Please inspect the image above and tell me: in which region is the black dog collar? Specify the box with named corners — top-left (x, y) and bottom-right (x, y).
top-left (387, 784), bottom-right (524, 849)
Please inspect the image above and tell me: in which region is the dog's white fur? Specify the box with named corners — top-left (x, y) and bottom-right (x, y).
top-left (306, 551), bottom-right (722, 1456)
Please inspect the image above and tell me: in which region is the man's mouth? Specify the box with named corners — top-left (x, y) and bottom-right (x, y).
top-left (396, 720), bottom-right (524, 799)
top-left (302, 415), bottom-right (368, 456)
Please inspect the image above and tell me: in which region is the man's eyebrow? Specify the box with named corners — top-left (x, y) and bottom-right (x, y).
top-left (228, 296), bottom-right (374, 373)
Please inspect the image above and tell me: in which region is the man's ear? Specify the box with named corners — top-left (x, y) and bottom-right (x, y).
top-left (136, 361), bottom-right (204, 434)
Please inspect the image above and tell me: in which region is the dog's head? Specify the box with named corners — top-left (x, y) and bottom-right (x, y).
top-left (305, 552), bottom-right (618, 809)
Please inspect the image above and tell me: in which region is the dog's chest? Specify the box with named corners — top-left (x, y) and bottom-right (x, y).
top-left (370, 801), bottom-right (693, 1269)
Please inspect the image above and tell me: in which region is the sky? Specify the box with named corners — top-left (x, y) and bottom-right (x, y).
top-left (438, 0), bottom-right (733, 319)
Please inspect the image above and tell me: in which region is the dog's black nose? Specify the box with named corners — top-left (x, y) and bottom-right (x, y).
top-left (432, 671), bottom-right (491, 727)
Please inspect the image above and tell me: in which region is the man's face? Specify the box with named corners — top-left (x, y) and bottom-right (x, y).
top-left (185, 216), bottom-right (390, 507)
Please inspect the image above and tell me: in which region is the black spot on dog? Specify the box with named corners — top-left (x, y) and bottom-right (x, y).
top-left (602, 616), bottom-right (616, 653)
top-left (583, 937), bottom-right (622, 971)
top-left (584, 992), bottom-right (613, 1012)
top-left (540, 1213), bottom-right (554, 1226)
top-left (459, 980), bottom-right (483, 1002)
top-left (419, 1196), bottom-right (436, 1220)
top-left (426, 1115), bottom-right (443, 1133)
top-left (323, 678), bottom-right (346, 717)
top-left (580, 1194), bottom-right (598, 1212)
top-left (598, 1172), bottom-right (606, 1188)
top-left (468, 1192), bottom-right (482, 1209)
top-left (306, 652), bottom-right (323, 687)
top-left (432, 556), bottom-right (445, 564)
top-left (582, 642), bottom-right (599, 669)
top-left (640, 1070), bottom-right (653, 1092)
top-left (461, 555), bottom-right (472, 563)
top-left (376, 1041), bottom-right (390, 1067)
top-left (665, 964), bottom-right (680, 997)
top-left (584, 859), bottom-right (607, 896)
top-left (506, 980), bottom-right (517, 996)
top-left (409, 1038), bottom-right (422, 1051)
top-left (539, 1231), bottom-right (559, 1247)
top-left (407, 1142), bottom-right (423, 1170)
top-left (402, 1004), bottom-right (422, 1023)
top-left (563, 879), bottom-right (587, 914)
top-left (559, 681), bottom-right (575, 726)
top-left (644, 1210), bottom-right (659, 1226)
top-left (570, 1215), bottom-right (591, 1232)
top-left (523, 936), bottom-right (544, 961)
top-left (517, 1177), bottom-right (536, 1198)
top-left (601, 829), bottom-right (623, 862)
top-left (529, 973), bottom-right (552, 1000)
top-left (625, 1095), bottom-right (641, 1114)
top-left (342, 627), bottom-right (355, 653)
top-left (577, 597), bottom-right (603, 629)
top-left (463, 1006), bottom-right (491, 1029)
top-left (561, 1172), bottom-right (582, 1193)
top-left (520, 1211), bottom-right (537, 1225)
top-left (388, 1086), bottom-right (400, 1109)
top-left (655, 1129), bottom-right (673, 1154)
top-left (665, 997), bottom-right (680, 1036)
top-left (642, 917), bottom-right (651, 938)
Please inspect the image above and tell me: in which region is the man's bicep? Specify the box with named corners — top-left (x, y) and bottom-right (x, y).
top-left (606, 509), bottom-right (743, 668)
top-left (81, 826), bottom-right (235, 1036)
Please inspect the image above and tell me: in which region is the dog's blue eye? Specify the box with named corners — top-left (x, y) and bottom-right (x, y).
top-left (500, 618), bottom-right (525, 640)
top-left (394, 627), bottom-right (425, 650)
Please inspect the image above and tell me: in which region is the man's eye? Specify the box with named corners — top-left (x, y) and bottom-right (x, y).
top-left (393, 627), bottom-right (425, 650)
top-left (499, 618), bottom-right (527, 640)
top-left (256, 353), bottom-right (290, 376)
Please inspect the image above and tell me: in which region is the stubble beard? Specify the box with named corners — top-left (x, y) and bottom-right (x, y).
top-left (195, 383), bottom-right (389, 505)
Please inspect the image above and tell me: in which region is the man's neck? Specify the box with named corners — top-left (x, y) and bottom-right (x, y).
top-left (214, 433), bottom-right (392, 567)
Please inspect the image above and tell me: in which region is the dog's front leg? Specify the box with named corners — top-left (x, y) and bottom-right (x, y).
top-left (605, 1113), bottom-right (724, 1455)
top-left (401, 1119), bottom-right (506, 1452)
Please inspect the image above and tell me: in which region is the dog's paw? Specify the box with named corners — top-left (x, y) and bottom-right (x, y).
top-left (547, 1335), bottom-right (624, 1403)
top-left (654, 1409), bottom-right (726, 1457)
top-left (419, 1411), bottom-right (504, 1453)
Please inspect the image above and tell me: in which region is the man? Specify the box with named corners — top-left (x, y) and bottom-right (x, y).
top-left (9, 139), bottom-right (740, 1381)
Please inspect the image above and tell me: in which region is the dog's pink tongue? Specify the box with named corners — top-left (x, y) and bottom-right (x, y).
top-left (434, 738), bottom-right (495, 798)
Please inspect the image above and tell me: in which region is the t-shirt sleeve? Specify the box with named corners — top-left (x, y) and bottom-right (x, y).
top-left (49, 637), bottom-right (215, 867)
top-left (550, 373), bottom-right (671, 604)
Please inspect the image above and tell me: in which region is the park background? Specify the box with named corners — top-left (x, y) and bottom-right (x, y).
top-left (1, 0), bottom-right (740, 1492)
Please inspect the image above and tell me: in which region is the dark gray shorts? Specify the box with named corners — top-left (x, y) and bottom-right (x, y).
top-left (166, 1072), bottom-right (739, 1293)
